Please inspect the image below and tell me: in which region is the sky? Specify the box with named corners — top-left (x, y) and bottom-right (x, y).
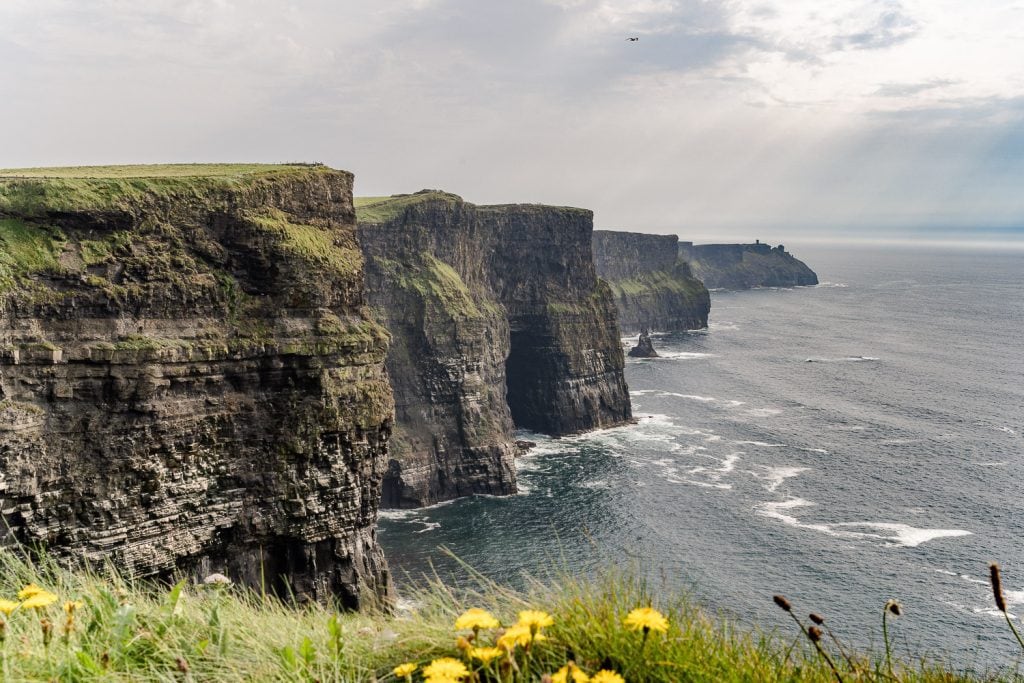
top-left (1, 0), bottom-right (1022, 242)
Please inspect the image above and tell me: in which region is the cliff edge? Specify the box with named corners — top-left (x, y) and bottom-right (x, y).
top-left (592, 230), bottom-right (709, 333)
top-left (358, 191), bottom-right (632, 508)
top-left (0, 164), bottom-right (394, 606)
top-left (679, 241), bottom-right (818, 290)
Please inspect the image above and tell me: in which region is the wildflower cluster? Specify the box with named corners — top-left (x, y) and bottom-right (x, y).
top-left (389, 604), bottom-right (669, 681)
top-left (0, 583), bottom-right (85, 654)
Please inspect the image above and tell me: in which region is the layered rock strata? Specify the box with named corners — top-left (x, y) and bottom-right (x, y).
top-left (358, 192), bottom-right (632, 508)
top-left (679, 241), bottom-right (818, 289)
top-left (592, 230), bottom-right (710, 332)
top-left (0, 164), bottom-right (393, 607)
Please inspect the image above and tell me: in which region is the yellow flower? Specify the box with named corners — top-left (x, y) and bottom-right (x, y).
top-left (590, 671), bottom-right (625, 683)
top-left (20, 591), bottom-right (58, 610)
top-left (454, 607), bottom-right (500, 631)
top-left (0, 598), bottom-right (20, 615)
top-left (17, 584), bottom-right (45, 600)
top-left (63, 600), bottom-right (84, 615)
top-left (516, 609), bottom-right (554, 630)
top-left (421, 657), bottom-right (468, 681)
top-left (497, 623), bottom-right (547, 650)
top-left (553, 663), bottom-right (591, 683)
top-left (393, 662), bottom-right (417, 678)
top-left (624, 606), bottom-right (669, 634)
top-left (469, 646), bottom-right (504, 664)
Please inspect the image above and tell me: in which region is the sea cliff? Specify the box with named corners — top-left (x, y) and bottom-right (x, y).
top-left (358, 192), bottom-right (632, 509)
top-left (0, 164), bottom-right (393, 606)
top-left (679, 241), bottom-right (818, 289)
top-left (592, 230), bottom-right (709, 332)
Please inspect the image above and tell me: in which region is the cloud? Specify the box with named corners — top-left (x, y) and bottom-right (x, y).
top-left (0, 0), bottom-right (1021, 236)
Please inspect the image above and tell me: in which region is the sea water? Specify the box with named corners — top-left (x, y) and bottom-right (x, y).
top-left (377, 245), bottom-right (1024, 671)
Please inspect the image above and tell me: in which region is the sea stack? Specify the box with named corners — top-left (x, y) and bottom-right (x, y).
top-left (628, 329), bottom-right (659, 358)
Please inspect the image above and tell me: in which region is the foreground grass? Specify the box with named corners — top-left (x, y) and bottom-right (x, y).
top-left (0, 550), bottom-right (1012, 682)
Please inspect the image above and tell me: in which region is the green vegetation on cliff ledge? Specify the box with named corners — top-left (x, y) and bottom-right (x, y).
top-left (606, 269), bottom-right (706, 299)
top-left (0, 551), bottom-right (1002, 682)
top-left (354, 191), bottom-right (463, 225)
top-left (0, 163), bottom-right (336, 217)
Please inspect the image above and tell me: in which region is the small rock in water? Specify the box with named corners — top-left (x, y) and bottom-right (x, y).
top-left (628, 330), bottom-right (658, 358)
top-left (515, 440), bottom-right (537, 451)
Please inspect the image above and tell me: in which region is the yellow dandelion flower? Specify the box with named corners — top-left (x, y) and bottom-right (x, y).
top-left (63, 600), bottom-right (85, 615)
top-left (590, 671), bottom-right (625, 683)
top-left (454, 607), bottom-right (500, 631)
top-left (553, 663), bottom-right (591, 683)
top-left (17, 584), bottom-right (45, 600)
top-left (497, 624), bottom-right (530, 650)
top-left (624, 606), bottom-right (669, 634)
top-left (0, 598), bottom-right (20, 615)
top-left (517, 609), bottom-right (554, 630)
top-left (421, 656), bottom-right (469, 681)
top-left (20, 591), bottom-right (58, 610)
top-left (469, 646), bottom-right (504, 664)
top-left (393, 662), bottom-right (417, 678)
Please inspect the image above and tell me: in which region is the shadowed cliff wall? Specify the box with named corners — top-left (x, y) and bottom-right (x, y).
top-left (592, 230), bottom-right (710, 332)
top-left (358, 192), bottom-right (632, 508)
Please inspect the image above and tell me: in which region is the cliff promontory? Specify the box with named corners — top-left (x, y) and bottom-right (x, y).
top-left (0, 164), bottom-right (393, 606)
top-left (679, 241), bottom-right (818, 289)
top-left (358, 192), bottom-right (632, 509)
top-left (592, 230), bottom-right (709, 333)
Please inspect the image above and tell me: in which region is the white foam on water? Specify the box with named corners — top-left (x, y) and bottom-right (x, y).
top-left (747, 408), bottom-right (782, 417)
top-left (997, 426), bottom-right (1017, 435)
top-left (975, 461), bottom-right (1008, 467)
top-left (756, 498), bottom-right (972, 547)
top-left (734, 440), bottom-right (786, 447)
top-left (758, 466), bottom-right (810, 493)
top-left (799, 447), bottom-right (830, 454)
top-left (414, 521), bottom-right (441, 534)
top-left (815, 282), bottom-right (849, 288)
top-left (656, 351), bottom-right (717, 360)
top-left (580, 479), bottom-right (611, 490)
top-left (805, 356), bottom-right (878, 363)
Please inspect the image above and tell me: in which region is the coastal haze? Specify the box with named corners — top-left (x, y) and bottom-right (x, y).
top-left (380, 244), bottom-right (1024, 668)
top-left (1, 1), bottom-right (1023, 241)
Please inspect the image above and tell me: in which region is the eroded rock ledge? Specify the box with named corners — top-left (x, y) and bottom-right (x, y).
top-left (0, 164), bottom-right (393, 606)
top-left (592, 230), bottom-right (710, 333)
top-left (358, 192), bottom-right (632, 509)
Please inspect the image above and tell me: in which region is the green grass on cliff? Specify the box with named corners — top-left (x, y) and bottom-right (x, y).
top-left (606, 268), bottom-right (706, 299)
top-left (0, 219), bottom-right (65, 291)
top-left (0, 550), bottom-right (1008, 682)
top-left (355, 191), bottom-right (463, 225)
top-left (0, 164), bottom-right (319, 179)
top-left (0, 164), bottom-right (338, 217)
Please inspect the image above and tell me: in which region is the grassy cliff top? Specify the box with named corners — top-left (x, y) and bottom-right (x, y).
top-left (355, 190), bottom-right (590, 225)
top-left (355, 190), bottom-right (463, 224)
top-left (0, 163), bottom-right (347, 218)
top-left (0, 163), bottom-right (326, 179)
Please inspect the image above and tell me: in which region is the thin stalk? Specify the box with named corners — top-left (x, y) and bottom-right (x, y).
top-left (882, 607), bottom-right (895, 681)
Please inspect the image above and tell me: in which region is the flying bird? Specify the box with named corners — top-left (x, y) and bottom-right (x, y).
top-left (626, 36), bottom-right (639, 41)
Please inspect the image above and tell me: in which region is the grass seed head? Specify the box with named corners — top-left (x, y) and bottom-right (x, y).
top-left (885, 600), bottom-right (902, 617)
top-left (808, 626), bottom-right (823, 642)
top-left (809, 613), bottom-right (825, 625)
top-left (773, 595), bottom-right (792, 612)
top-left (990, 562), bottom-right (1008, 612)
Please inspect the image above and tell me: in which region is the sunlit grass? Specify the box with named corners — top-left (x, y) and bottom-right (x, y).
top-left (0, 548), bottom-right (1012, 681)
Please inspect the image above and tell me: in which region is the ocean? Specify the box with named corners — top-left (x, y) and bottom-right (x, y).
top-left (377, 245), bottom-right (1024, 672)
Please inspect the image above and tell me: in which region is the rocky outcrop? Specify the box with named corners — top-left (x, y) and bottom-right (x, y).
top-left (592, 230), bottom-right (709, 333)
top-left (0, 165), bottom-right (394, 607)
top-left (679, 241), bottom-right (818, 289)
top-left (358, 192), bottom-right (632, 508)
top-left (628, 331), bottom-right (658, 358)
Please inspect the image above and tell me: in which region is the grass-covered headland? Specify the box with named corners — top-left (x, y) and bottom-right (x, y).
top-left (0, 550), bottom-right (1018, 682)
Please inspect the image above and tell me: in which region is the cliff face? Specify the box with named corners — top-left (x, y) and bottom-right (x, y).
top-left (0, 165), bottom-right (394, 607)
top-left (358, 192), bottom-right (631, 508)
top-left (592, 230), bottom-right (710, 333)
top-left (680, 242), bottom-right (818, 289)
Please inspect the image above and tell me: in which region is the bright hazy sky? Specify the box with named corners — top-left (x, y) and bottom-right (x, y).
top-left (1, 0), bottom-right (1022, 241)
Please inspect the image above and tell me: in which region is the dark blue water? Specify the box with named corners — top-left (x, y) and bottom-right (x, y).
top-left (378, 245), bottom-right (1024, 672)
